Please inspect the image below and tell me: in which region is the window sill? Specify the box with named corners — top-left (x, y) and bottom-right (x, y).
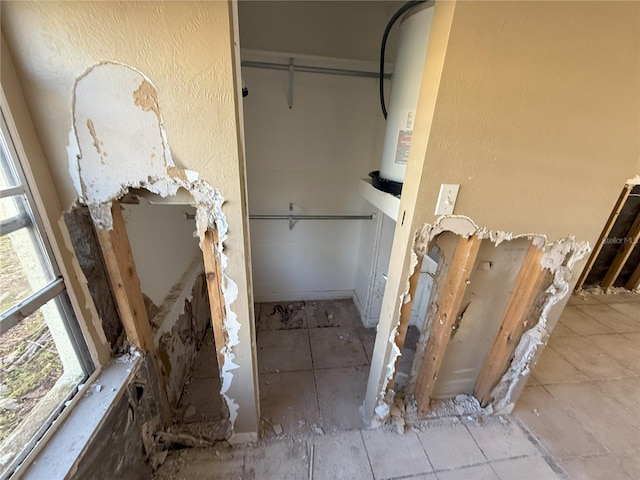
top-left (17, 354), bottom-right (141, 479)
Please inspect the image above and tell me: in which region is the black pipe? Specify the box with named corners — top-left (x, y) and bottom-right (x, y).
top-left (379, 0), bottom-right (426, 119)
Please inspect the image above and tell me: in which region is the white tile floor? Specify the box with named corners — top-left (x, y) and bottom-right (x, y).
top-left (158, 293), bottom-right (639, 480)
top-left (155, 417), bottom-right (562, 480)
top-left (256, 299), bottom-right (374, 434)
top-left (158, 298), bottom-right (566, 480)
top-left (515, 291), bottom-right (640, 480)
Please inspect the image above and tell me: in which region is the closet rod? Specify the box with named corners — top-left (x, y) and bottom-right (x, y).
top-left (250, 214), bottom-right (373, 220)
top-left (241, 60), bottom-right (392, 80)
top-left (184, 213), bottom-right (373, 221)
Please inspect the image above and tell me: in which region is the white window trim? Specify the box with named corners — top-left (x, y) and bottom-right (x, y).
top-left (0, 38), bottom-right (129, 479)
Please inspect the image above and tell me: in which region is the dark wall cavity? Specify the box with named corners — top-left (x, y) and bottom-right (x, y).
top-left (584, 184), bottom-right (640, 287)
top-left (71, 355), bottom-right (160, 480)
top-left (64, 205), bottom-right (125, 352)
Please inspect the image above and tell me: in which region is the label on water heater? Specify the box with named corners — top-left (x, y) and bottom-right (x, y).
top-left (394, 110), bottom-right (416, 165)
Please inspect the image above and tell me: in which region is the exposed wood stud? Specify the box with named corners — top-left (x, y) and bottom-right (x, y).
top-left (201, 228), bottom-right (228, 375)
top-left (414, 235), bottom-right (481, 416)
top-left (387, 256), bottom-right (423, 394)
top-left (474, 243), bottom-right (545, 407)
top-left (626, 261), bottom-right (640, 291)
top-left (95, 200), bottom-right (171, 423)
top-left (601, 211), bottom-right (640, 289)
top-left (575, 184), bottom-right (632, 290)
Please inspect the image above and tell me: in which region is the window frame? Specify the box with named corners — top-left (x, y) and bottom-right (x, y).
top-left (0, 105), bottom-right (94, 479)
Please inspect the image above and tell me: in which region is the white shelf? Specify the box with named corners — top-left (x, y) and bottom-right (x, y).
top-left (359, 178), bottom-right (401, 221)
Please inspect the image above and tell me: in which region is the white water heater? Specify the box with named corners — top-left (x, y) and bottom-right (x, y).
top-left (379, 4), bottom-right (434, 186)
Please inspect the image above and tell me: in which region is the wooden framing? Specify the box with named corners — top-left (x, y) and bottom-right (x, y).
top-left (201, 228), bottom-right (228, 374)
top-left (387, 256), bottom-right (423, 394)
top-left (626, 262), bottom-right (640, 291)
top-left (575, 184), bottom-right (632, 290)
top-left (474, 243), bottom-right (545, 406)
top-left (94, 200), bottom-right (171, 423)
top-left (601, 211), bottom-right (640, 288)
top-left (414, 235), bottom-right (481, 416)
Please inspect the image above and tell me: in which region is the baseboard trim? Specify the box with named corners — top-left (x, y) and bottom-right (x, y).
top-left (253, 290), bottom-right (356, 303)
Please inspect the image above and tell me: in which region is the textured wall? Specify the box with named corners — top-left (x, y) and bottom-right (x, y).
top-left (366, 0), bottom-right (640, 419)
top-left (2, 1), bottom-right (258, 434)
top-left (411, 0), bottom-right (640, 241)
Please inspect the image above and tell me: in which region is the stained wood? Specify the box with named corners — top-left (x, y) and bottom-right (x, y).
top-left (387, 256), bottom-right (423, 393)
top-left (601, 211), bottom-right (640, 289)
top-left (474, 243), bottom-right (545, 407)
top-left (414, 235), bottom-right (481, 416)
top-left (201, 228), bottom-right (228, 372)
top-left (575, 185), bottom-right (632, 289)
top-left (95, 200), bottom-right (171, 423)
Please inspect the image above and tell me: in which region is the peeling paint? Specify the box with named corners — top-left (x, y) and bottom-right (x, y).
top-left (68, 62), bottom-right (244, 434)
top-left (133, 80), bottom-right (160, 117)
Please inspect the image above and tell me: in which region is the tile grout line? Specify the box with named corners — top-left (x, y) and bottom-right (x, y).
top-left (573, 302), bottom-right (639, 330)
top-left (512, 416), bottom-right (570, 479)
top-left (462, 421), bottom-right (492, 465)
top-left (545, 335), bottom-right (634, 380)
top-left (412, 428), bottom-right (437, 476)
top-left (358, 429), bottom-right (378, 480)
top-left (303, 301), bottom-right (325, 426)
top-left (537, 383), bottom-right (612, 456)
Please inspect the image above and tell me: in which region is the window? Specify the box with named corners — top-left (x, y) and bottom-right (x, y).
top-left (0, 110), bottom-right (94, 478)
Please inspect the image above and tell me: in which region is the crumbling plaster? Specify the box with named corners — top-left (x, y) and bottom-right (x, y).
top-left (2, 1), bottom-right (258, 437)
top-left (69, 62), bottom-right (254, 437)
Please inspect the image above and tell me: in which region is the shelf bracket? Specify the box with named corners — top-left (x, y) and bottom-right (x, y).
top-left (288, 58), bottom-right (294, 109)
top-left (289, 202), bottom-right (294, 230)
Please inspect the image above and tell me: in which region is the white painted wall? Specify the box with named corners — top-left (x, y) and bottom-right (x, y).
top-left (122, 201), bottom-right (200, 308)
top-left (242, 52), bottom-right (388, 300)
top-left (238, 1), bottom-right (403, 63)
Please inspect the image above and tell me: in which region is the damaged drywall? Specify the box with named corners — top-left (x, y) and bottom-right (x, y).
top-left (371, 215), bottom-right (589, 424)
top-left (67, 62), bottom-right (244, 432)
top-left (488, 236), bottom-right (590, 413)
top-left (154, 261), bottom-right (211, 407)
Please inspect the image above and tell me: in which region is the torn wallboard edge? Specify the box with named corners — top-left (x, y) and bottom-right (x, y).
top-left (413, 216), bottom-right (547, 255)
top-left (68, 62), bottom-right (243, 434)
top-left (488, 237), bottom-right (590, 413)
top-left (153, 256), bottom-right (204, 338)
top-left (371, 215), bottom-right (589, 424)
top-left (153, 258), bottom-right (207, 406)
top-left (371, 249), bottom-right (419, 426)
top-left (626, 174), bottom-right (640, 185)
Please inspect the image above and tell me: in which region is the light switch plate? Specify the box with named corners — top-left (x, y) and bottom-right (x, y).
top-left (435, 184), bottom-right (460, 215)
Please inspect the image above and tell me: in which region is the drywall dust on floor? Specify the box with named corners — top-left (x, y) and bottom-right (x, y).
top-left (255, 298), bottom-right (370, 437)
top-left (153, 298), bottom-right (563, 479)
top-left (152, 416), bottom-right (563, 479)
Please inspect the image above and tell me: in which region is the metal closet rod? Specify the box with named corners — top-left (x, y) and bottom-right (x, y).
top-left (250, 214), bottom-right (373, 220)
top-left (251, 207), bottom-right (373, 231)
top-left (241, 60), bottom-right (392, 80)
